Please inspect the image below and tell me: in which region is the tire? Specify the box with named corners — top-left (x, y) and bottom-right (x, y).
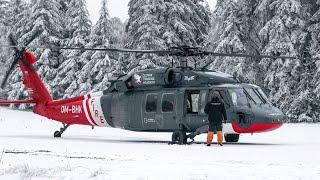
top-left (172, 130), bottom-right (187, 144)
top-left (54, 131), bottom-right (62, 138)
top-left (224, 134), bottom-right (239, 142)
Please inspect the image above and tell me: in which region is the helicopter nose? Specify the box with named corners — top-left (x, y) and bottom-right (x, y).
top-left (231, 108), bottom-right (285, 134)
top-left (232, 121), bottom-right (283, 133)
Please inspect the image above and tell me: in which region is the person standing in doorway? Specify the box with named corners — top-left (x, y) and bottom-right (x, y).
top-left (204, 91), bottom-right (227, 146)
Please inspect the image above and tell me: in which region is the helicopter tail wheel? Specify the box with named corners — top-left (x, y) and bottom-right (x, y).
top-left (224, 134), bottom-right (240, 142)
top-left (171, 130), bottom-right (187, 145)
top-left (53, 123), bottom-right (70, 138)
top-left (54, 131), bottom-right (62, 138)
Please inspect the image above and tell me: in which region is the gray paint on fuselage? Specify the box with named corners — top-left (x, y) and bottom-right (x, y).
top-left (100, 68), bottom-right (286, 133)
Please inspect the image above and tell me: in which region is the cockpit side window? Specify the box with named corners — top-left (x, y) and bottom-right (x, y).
top-left (218, 90), bottom-right (230, 108)
top-left (228, 89), bottom-right (248, 107)
top-left (208, 90), bottom-right (231, 108)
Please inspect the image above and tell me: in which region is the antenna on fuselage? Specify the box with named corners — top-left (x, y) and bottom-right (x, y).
top-left (180, 56), bottom-right (188, 68)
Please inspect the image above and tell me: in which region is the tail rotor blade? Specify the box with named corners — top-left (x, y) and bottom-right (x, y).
top-left (1, 34), bottom-right (22, 89)
top-left (1, 57), bottom-right (19, 89)
top-left (8, 34), bottom-right (19, 51)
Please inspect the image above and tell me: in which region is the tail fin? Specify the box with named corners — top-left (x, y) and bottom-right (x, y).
top-left (17, 51), bottom-right (53, 104)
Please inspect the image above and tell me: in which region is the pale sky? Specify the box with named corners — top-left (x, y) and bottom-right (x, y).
top-left (86, 0), bottom-right (217, 23)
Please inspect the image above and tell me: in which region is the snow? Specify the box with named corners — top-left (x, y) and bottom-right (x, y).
top-left (0, 107), bottom-right (319, 180)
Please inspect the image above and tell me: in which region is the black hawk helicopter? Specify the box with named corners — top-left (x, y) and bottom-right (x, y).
top-left (1, 34), bottom-right (306, 145)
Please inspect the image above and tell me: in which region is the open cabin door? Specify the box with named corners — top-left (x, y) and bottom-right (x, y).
top-left (185, 89), bottom-right (208, 132)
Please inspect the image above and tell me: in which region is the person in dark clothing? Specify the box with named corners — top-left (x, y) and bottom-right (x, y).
top-left (204, 91), bottom-right (227, 146)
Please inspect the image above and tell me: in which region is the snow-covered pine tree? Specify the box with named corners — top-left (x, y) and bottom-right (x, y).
top-left (159, 0), bottom-right (210, 47)
top-left (0, 0), bottom-right (7, 26)
top-left (58, 0), bottom-right (71, 40)
top-left (0, 0), bottom-right (8, 84)
top-left (126, 0), bottom-right (166, 70)
top-left (2, 0), bottom-right (32, 108)
top-left (257, 0), bottom-right (311, 121)
top-left (5, 0), bottom-right (29, 37)
top-left (126, 0), bottom-right (211, 71)
top-left (109, 17), bottom-right (126, 59)
top-left (207, 0), bottom-right (320, 122)
top-left (304, 0), bottom-right (320, 122)
top-left (77, 0), bottom-right (120, 94)
top-left (52, 0), bottom-right (91, 98)
top-left (206, 0), bottom-right (263, 85)
top-left (10, 0), bottom-right (64, 104)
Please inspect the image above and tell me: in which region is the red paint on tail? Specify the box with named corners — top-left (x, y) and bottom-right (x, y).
top-left (19, 51), bottom-right (53, 104)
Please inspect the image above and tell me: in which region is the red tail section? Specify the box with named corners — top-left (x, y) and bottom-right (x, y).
top-left (1, 50), bottom-right (106, 127)
top-left (18, 51), bottom-right (53, 104)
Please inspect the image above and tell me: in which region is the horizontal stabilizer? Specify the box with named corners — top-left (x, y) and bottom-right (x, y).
top-left (0, 100), bottom-right (36, 105)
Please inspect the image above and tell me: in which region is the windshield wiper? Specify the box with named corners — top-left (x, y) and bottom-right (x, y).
top-left (253, 89), bottom-right (267, 104)
top-left (243, 89), bottom-right (256, 105)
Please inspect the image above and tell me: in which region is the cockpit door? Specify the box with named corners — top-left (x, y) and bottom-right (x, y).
top-left (227, 88), bottom-right (254, 128)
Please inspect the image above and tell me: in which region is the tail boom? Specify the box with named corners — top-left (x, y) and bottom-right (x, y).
top-left (34, 92), bottom-right (111, 127)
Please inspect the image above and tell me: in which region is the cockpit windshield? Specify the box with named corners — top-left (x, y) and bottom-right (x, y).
top-left (243, 87), bottom-right (270, 105)
top-left (228, 89), bottom-right (248, 107)
top-left (257, 87), bottom-right (270, 103)
top-left (245, 88), bottom-right (263, 104)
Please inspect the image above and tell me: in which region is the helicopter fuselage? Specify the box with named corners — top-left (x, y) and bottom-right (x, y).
top-left (35, 67), bottom-right (285, 137)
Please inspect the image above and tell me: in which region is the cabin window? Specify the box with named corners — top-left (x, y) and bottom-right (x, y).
top-left (186, 90), bottom-right (200, 113)
top-left (146, 94), bottom-right (158, 113)
top-left (162, 93), bottom-right (175, 112)
top-left (199, 91), bottom-right (207, 114)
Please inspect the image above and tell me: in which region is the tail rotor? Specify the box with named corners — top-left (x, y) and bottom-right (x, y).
top-left (1, 34), bottom-right (34, 89)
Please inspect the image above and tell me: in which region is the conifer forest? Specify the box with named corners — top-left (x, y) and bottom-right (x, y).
top-left (1, 0), bottom-right (320, 123)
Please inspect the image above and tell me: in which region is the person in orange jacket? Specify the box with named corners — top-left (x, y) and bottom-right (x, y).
top-left (204, 91), bottom-right (227, 146)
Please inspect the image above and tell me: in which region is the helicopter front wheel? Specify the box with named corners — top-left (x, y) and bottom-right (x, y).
top-left (171, 130), bottom-right (187, 144)
top-left (224, 134), bottom-right (240, 142)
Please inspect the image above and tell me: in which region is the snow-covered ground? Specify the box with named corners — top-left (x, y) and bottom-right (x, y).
top-left (0, 107), bottom-right (319, 180)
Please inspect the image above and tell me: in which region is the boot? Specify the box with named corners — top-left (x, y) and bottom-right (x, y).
top-left (206, 131), bottom-right (214, 146)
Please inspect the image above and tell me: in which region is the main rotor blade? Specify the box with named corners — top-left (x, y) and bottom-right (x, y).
top-left (206, 52), bottom-right (309, 60)
top-left (201, 51), bottom-right (320, 70)
top-left (0, 45), bottom-right (176, 55)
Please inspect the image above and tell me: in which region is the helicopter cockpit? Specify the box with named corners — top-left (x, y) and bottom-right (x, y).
top-left (227, 86), bottom-right (271, 107)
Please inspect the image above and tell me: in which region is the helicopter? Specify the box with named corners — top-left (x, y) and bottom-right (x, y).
top-left (0, 34), bottom-right (302, 145)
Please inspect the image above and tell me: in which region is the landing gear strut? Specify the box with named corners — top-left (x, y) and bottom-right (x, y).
top-left (54, 123), bottom-right (70, 138)
top-left (171, 125), bottom-right (209, 145)
top-left (171, 130), bottom-right (187, 144)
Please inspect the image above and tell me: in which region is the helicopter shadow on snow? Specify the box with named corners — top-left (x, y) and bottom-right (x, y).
top-left (0, 134), bottom-right (286, 146)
